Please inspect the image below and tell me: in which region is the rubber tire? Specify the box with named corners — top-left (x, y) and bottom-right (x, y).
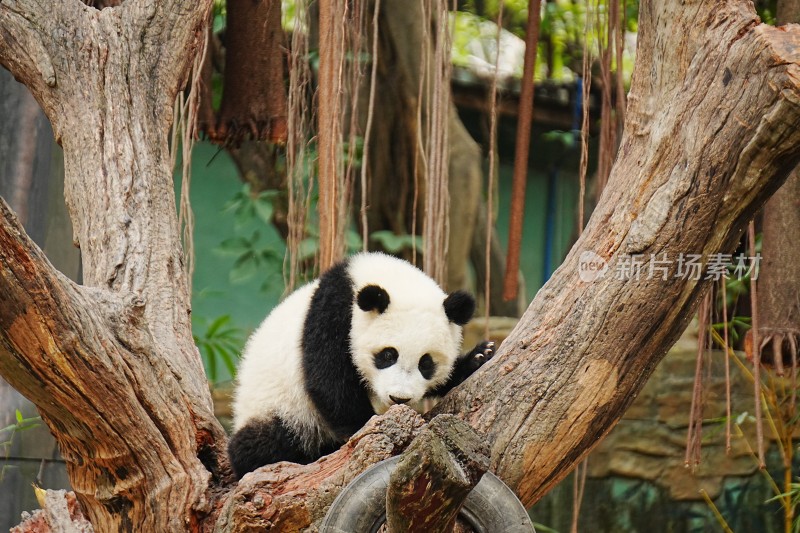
top-left (319, 456), bottom-right (536, 533)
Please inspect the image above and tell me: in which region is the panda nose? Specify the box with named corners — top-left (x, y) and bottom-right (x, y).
top-left (390, 395), bottom-right (411, 405)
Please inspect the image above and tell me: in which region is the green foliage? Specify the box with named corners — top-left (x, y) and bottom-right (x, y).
top-left (455, 0), bottom-right (639, 82)
top-left (717, 269), bottom-right (756, 346)
top-left (297, 225), bottom-right (365, 263)
top-left (711, 315), bottom-right (751, 345)
top-left (753, 0), bottom-right (778, 25)
top-left (281, 0), bottom-right (306, 33)
top-left (768, 480), bottom-right (800, 533)
top-left (213, 0), bottom-right (226, 32)
top-left (306, 49), bottom-right (320, 73)
top-left (531, 521), bottom-right (560, 533)
top-left (624, 0), bottom-right (639, 32)
top-left (192, 182), bottom-right (283, 383)
top-left (218, 185), bottom-right (284, 289)
top-left (1, 409), bottom-right (41, 481)
top-left (342, 136), bottom-right (365, 168)
top-left (706, 320), bottom-right (799, 532)
top-left (224, 184), bottom-right (280, 228)
top-left (1, 410), bottom-right (39, 435)
top-left (462, 0), bottom-right (531, 38)
top-left (723, 272), bottom-right (751, 308)
top-left (218, 230), bottom-right (283, 286)
top-left (369, 230), bottom-right (423, 254)
top-left (712, 235), bottom-right (762, 345)
top-left (542, 129), bottom-right (578, 150)
top-left (451, 11), bottom-right (512, 72)
top-left (193, 315), bottom-right (246, 383)
top-left (540, 0), bottom-right (585, 80)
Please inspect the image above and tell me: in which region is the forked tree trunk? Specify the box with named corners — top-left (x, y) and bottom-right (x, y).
top-left (432, 1), bottom-right (800, 504)
top-left (1, 0), bottom-right (800, 531)
top-left (0, 1), bottom-right (227, 531)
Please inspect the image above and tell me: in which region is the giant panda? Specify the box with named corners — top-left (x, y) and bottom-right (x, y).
top-left (228, 251), bottom-right (494, 478)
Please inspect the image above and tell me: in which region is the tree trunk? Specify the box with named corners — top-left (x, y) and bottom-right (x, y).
top-left (0, 2), bottom-right (227, 531)
top-left (756, 148), bottom-right (800, 370)
top-left (2, 0), bottom-right (800, 531)
top-left (212, 0), bottom-right (287, 145)
top-left (431, 0), bottom-right (800, 505)
top-left (755, 0), bottom-right (800, 371)
top-left (385, 415), bottom-right (489, 533)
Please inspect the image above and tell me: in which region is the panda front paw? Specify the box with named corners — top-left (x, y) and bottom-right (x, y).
top-left (427, 340), bottom-right (497, 398)
top-left (464, 340), bottom-right (496, 372)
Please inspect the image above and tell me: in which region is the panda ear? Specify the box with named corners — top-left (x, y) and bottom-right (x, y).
top-left (357, 284), bottom-right (390, 314)
top-left (443, 291), bottom-right (475, 326)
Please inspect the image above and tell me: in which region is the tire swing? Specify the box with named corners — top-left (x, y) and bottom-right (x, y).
top-left (320, 455), bottom-right (536, 532)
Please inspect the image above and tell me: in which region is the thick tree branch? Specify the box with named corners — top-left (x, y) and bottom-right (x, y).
top-left (431, 1), bottom-right (800, 505)
top-left (0, 198), bottom-right (229, 531)
top-left (385, 415), bottom-right (489, 533)
top-left (0, 0), bottom-right (213, 357)
top-left (213, 407), bottom-right (425, 532)
top-left (0, 1), bottom-right (224, 531)
top-left (12, 490), bottom-right (92, 533)
top-left (0, 0), bottom-right (210, 134)
top-left (125, 0), bottom-right (213, 98)
top-left (0, 0), bottom-right (65, 104)
top-left (0, 0), bottom-right (219, 459)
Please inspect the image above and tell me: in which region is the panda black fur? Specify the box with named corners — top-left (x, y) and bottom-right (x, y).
top-left (228, 252), bottom-right (494, 478)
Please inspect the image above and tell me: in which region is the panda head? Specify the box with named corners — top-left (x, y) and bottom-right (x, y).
top-left (348, 254), bottom-right (475, 414)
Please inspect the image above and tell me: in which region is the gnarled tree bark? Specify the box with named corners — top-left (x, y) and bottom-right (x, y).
top-left (2, 0), bottom-right (800, 531)
top-left (432, 0), bottom-right (800, 504)
top-left (755, 0), bottom-right (800, 375)
top-left (0, 1), bottom-right (227, 531)
top-left (385, 415), bottom-right (489, 533)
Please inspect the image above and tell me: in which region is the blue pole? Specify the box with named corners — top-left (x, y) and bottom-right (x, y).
top-left (543, 77), bottom-right (584, 283)
top-left (543, 164), bottom-right (558, 283)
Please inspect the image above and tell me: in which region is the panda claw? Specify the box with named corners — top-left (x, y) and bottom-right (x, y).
top-left (481, 341), bottom-right (496, 359)
top-left (465, 340), bottom-right (495, 371)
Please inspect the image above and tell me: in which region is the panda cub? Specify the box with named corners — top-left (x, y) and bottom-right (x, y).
top-left (228, 252), bottom-right (494, 478)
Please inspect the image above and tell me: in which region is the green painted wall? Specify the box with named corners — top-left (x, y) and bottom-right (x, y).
top-left (180, 143), bottom-right (285, 332)
top-left (177, 143), bottom-right (286, 383)
top-left (494, 161), bottom-right (580, 302)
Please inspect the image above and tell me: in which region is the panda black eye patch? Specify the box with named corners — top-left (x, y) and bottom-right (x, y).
top-left (418, 353), bottom-right (436, 379)
top-left (374, 347), bottom-right (399, 369)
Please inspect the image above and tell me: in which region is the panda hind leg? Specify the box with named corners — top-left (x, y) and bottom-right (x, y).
top-left (228, 417), bottom-right (322, 478)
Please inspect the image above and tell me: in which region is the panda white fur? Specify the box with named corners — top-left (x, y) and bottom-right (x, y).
top-left (228, 252), bottom-right (494, 478)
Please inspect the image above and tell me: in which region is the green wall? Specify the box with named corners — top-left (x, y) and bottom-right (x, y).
top-left (177, 143), bottom-right (286, 383)
top-left (494, 160), bottom-right (579, 302)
